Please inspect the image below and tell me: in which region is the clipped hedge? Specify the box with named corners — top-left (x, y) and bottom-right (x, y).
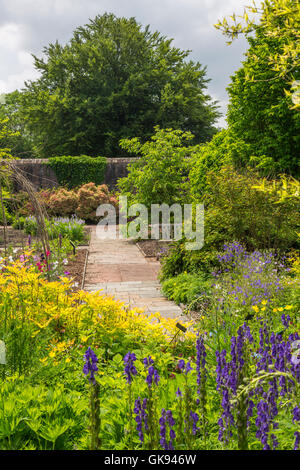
top-left (46, 155), bottom-right (107, 188)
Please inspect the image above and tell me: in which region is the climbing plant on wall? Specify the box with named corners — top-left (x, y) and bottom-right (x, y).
top-left (46, 155), bottom-right (107, 188)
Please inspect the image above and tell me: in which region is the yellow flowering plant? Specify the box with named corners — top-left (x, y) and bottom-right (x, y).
top-left (0, 260), bottom-right (195, 375)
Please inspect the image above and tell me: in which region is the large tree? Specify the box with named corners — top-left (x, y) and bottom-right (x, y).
top-left (19, 13), bottom-right (219, 157)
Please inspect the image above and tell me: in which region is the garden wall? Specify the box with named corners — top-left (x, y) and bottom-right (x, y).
top-left (11, 158), bottom-right (135, 190)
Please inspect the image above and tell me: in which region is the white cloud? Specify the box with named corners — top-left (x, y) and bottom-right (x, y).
top-left (0, 67), bottom-right (40, 94)
top-left (0, 22), bottom-right (27, 50)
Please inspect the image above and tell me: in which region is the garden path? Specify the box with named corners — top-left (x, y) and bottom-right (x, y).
top-left (84, 226), bottom-right (187, 320)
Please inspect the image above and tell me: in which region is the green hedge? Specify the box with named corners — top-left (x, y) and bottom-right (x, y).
top-left (46, 155), bottom-right (107, 188)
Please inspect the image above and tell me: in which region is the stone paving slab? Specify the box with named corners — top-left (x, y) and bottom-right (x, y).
top-left (84, 227), bottom-right (187, 320)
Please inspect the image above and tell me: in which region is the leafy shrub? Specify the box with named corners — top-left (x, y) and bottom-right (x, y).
top-left (47, 217), bottom-right (86, 243)
top-left (5, 190), bottom-right (32, 219)
top-left (0, 378), bottom-right (87, 450)
top-left (0, 205), bottom-right (12, 226)
top-left (9, 183), bottom-right (116, 223)
top-left (75, 183), bottom-right (110, 222)
top-left (159, 239), bottom-right (221, 280)
top-left (12, 215), bottom-right (26, 230)
top-left (160, 168), bottom-right (299, 280)
top-left (162, 272), bottom-right (212, 306)
top-left (189, 129), bottom-right (253, 198)
top-left (202, 166), bottom-right (300, 253)
top-left (23, 216), bottom-right (38, 236)
top-left (47, 155), bottom-right (107, 189)
top-left (0, 187), bottom-right (13, 225)
top-left (48, 188), bottom-right (79, 217)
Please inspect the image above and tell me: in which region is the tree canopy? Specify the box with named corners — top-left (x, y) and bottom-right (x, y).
top-left (0, 91), bottom-right (35, 158)
top-left (215, 0), bottom-right (300, 89)
top-left (226, 29), bottom-right (300, 174)
top-left (16, 13), bottom-right (219, 158)
top-left (216, 0), bottom-right (300, 175)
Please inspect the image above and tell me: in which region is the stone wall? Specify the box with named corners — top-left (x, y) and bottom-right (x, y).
top-left (10, 158), bottom-right (135, 191)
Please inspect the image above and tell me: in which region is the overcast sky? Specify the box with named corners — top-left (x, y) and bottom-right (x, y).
top-left (0, 0), bottom-right (249, 127)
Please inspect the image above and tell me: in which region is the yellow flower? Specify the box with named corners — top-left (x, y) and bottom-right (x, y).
top-left (278, 307), bottom-right (283, 312)
top-left (261, 300), bottom-right (268, 306)
top-left (284, 305), bottom-right (293, 310)
top-left (252, 305), bottom-right (259, 313)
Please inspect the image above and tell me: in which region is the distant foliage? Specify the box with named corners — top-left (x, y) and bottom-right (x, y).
top-left (161, 167), bottom-right (300, 278)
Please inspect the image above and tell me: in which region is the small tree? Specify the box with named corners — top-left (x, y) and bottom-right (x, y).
top-left (117, 127), bottom-right (195, 208)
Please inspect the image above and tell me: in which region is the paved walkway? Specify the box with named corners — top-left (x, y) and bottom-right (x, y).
top-left (84, 226), bottom-right (185, 320)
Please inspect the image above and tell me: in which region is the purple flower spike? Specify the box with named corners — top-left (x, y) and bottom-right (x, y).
top-left (159, 409), bottom-right (176, 450)
top-left (134, 397), bottom-right (148, 443)
top-left (123, 352), bottom-right (137, 384)
top-left (83, 347), bottom-right (98, 384)
top-left (177, 359), bottom-right (192, 375)
top-left (146, 364), bottom-right (160, 387)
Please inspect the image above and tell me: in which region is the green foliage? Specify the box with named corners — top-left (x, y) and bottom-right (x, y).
top-left (189, 129), bottom-right (253, 199)
top-left (215, 0), bottom-right (300, 87)
top-left (202, 166), bottom-right (300, 253)
top-left (18, 13), bottom-right (219, 157)
top-left (0, 186), bottom-right (12, 226)
top-left (0, 378), bottom-right (87, 450)
top-left (22, 216), bottom-right (86, 244)
top-left (227, 32), bottom-right (300, 175)
top-left (160, 239), bottom-right (221, 279)
top-left (161, 167), bottom-right (300, 279)
top-left (118, 127), bottom-right (194, 208)
top-left (47, 156), bottom-right (107, 189)
top-left (159, 241), bottom-right (192, 280)
top-left (0, 118), bottom-right (17, 160)
top-left (5, 191), bottom-right (32, 219)
top-left (11, 216), bottom-right (26, 230)
top-left (216, 1), bottom-right (300, 175)
top-left (0, 91), bottom-right (36, 158)
top-left (161, 272), bottom-right (212, 305)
